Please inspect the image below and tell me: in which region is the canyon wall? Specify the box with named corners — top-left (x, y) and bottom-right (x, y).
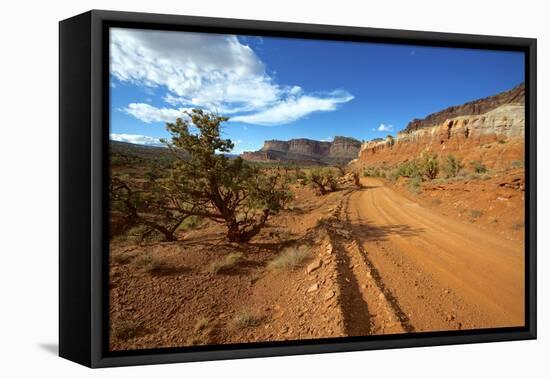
top-left (242, 136), bottom-right (361, 165)
top-left (404, 83), bottom-right (525, 132)
top-left (355, 82), bottom-right (525, 170)
top-left (355, 103), bottom-right (525, 170)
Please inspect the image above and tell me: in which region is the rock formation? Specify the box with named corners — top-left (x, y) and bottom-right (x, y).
top-left (404, 83), bottom-right (525, 132)
top-left (356, 84), bottom-right (525, 170)
top-left (242, 136), bottom-right (361, 165)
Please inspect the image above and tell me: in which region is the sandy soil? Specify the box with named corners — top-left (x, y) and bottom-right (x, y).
top-left (339, 177), bottom-right (524, 332)
top-left (109, 175), bottom-right (525, 350)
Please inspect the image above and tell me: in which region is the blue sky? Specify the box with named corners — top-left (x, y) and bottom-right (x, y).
top-left (110, 28), bottom-right (524, 153)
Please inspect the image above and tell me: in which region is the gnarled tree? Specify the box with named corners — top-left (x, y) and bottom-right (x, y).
top-left (109, 176), bottom-right (196, 242)
top-left (308, 167), bottom-right (338, 195)
top-left (162, 109), bottom-right (292, 242)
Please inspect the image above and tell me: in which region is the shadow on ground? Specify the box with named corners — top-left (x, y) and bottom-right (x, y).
top-left (38, 343), bottom-right (58, 356)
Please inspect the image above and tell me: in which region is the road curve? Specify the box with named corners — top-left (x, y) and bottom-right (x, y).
top-left (344, 177), bottom-right (524, 332)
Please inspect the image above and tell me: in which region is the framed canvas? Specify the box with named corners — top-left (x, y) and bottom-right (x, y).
top-left (59, 10), bottom-right (537, 368)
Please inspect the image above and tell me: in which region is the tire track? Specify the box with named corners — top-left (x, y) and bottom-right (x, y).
top-left (324, 191), bottom-right (412, 335)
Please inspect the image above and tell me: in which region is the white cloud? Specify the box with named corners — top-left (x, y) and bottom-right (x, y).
top-left (123, 103), bottom-right (191, 123)
top-left (232, 91), bottom-right (353, 126)
top-left (378, 123), bottom-right (393, 132)
top-left (111, 28), bottom-right (354, 126)
top-left (110, 133), bottom-right (164, 146)
top-left (111, 28), bottom-right (278, 113)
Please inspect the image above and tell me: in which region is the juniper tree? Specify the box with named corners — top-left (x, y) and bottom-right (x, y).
top-left (162, 109), bottom-right (292, 242)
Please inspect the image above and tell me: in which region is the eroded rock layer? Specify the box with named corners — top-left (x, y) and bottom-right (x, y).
top-left (242, 136), bottom-right (361, 165)
top-left (355, 103), bottom-right (525, 170)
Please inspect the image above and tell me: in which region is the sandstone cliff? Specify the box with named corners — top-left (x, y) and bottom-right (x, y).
top-left (242, 136), bottom-right (361, 165)
top-left (404, 83), bottom-right (524, 132)
top-left (356, 102), bottom-right (525, 170)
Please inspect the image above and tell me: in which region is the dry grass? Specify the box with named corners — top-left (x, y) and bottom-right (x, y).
top-left (111, 252), bottom-right (135, 265)
top-left (185, 317), bottom-right (216, 346)
top-left (113, 319), bottom-right (144, 341)
top-left (207, 252), bottom-right (245, 274)
top-left (469, 209), bottom-right (483, 219)
top-left (231, 312), bottom-right (263, 329)
top-left (268, 246), bottom-right (310, 271)
top-left (194, 317), bottom-right (211, 333)
top-left (131, 253), bottom-right (170, 273)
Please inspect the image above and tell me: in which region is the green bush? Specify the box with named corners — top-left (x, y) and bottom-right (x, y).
top-left (308, 168), bottom-right (338, 195)
top-left (395, 159), bottom-right (422, 178)
top-left (408, 176), bottom-right (422, 194)
top-left (470, 160), bottom-right (487, 174)
top-left (443, 154), bottom-right (462, 178)
top-left (420, 152), bottom-right (439, 180)
top-left (363, 167), bottom-right (384, 177)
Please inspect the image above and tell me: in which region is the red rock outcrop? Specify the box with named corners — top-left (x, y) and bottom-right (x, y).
top-left (355, 101), bottom-right (525, 171)
top-left (242, 136), bottom-right (361, 164)
top-left (404, 83), bottom-right (524, 133)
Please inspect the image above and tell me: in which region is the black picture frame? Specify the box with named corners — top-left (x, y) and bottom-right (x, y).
top-left (59, 9), bottom-right (537, 368)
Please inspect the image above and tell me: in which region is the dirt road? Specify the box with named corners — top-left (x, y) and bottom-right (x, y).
top-left (333, 177), bottom-right (525, 334)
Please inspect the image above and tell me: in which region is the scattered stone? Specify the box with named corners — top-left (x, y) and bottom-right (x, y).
top-left (326, 244), bottom-right (333, 255)
top-left (306, 259), bottom-right (323, 274)
top-left (378, 293), bottom-right (386, 300)
top-left (444, 289), bottom-right (451, 294)
top-left (324, 291), bottom-right (335, 300)
top-left (307, 283), bottom-right (319, 293)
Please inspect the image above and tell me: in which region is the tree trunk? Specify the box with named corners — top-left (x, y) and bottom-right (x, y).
top-left (225, 210), bottom-right (269, 243)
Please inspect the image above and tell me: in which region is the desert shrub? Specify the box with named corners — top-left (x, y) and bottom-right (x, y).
top-left (111, 252), bottom-right (135, 265)
top-left (194, 317), bottom-right (211, 333)
top-left (177, 215), bottom-right (203, 231)
top-left (113, 320), bottom-right (144, 341)
top-left (186, 317), bottom-right (216, 345)
top-left (470, 160), bottom-right (487, 174)
top-left (132, 253), bottom-right (170, 273)
top-left (443, 154), bottom-right (462, 178)
top-left (363, 167), bottom-right (383, 177)
top-left (420, 152), bottom-right (439, 180)
top-left (469, 209), bottom-right (483, 218)
top-left (207, 252), bottom-right (245, 274)
top-left (231, 312), bottom-right (263, 329)
top-left (268, 246), bottom-right (310, 271)
top-left (295, 168), bottom-right (307, 182)
top-left (335, 164), bottom-right (347, 176)
top-left (511, 160), bottom-right (524, 169)
top-left (110, 177), bottom-right (197, 242)
top-left (396, 159), bottom-right (422, 178)
top-left (408, 176), bottom-right (422, 194)
top-left (161, 109), bottom-right (293, 242)
top-left (308, 167), bottom-right (338, 195)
